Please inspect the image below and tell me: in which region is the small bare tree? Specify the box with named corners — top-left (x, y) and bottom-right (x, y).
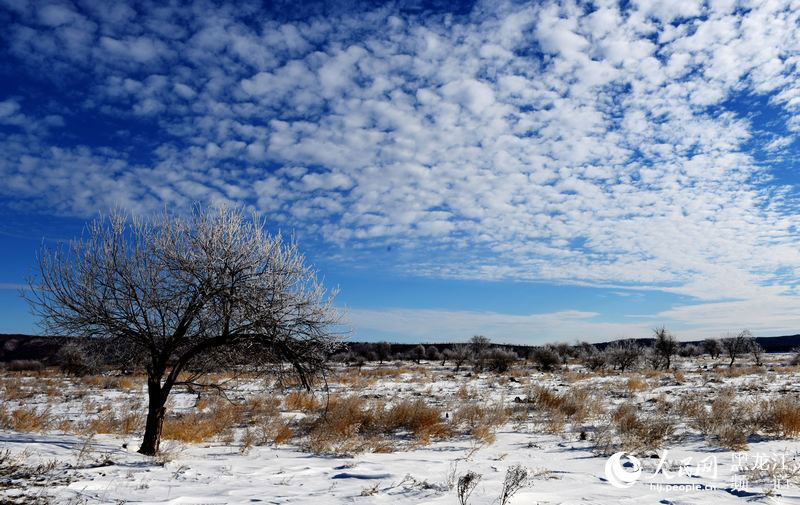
top-left (653, 326), bottom-right (678, 370)
top-left (702, 338), bottom-right (721, 359)
top-left (749, 339), bottom-right (764, 366)
top-left (722, 330), bottom-right (751, 368)
top-left (26, 206), bottom-right (341, 455)
top-left (376, 342), bottom-right (391, 364)
top-left (470, 335), bottom-right (491, 371)
top-left (530, 345), bottom-right (561, 371)
top-left (450, 344), bottom-right (472, 372)
top-left (605, 339), bottom-right (641, 371)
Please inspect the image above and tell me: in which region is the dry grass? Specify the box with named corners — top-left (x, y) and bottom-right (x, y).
top-left (685, 388), bottom-right (752, 451)
top-left (453, 402), bottom-right (508, 443)
top-left (759, 397), bottom-right (800, 438)
top-left (0, 378), bottom-right (33, 401)
top-left (304, 396), bottom-right (450, 454)
top-left (285, 391), bottom-right (320, 411)
top-left (0, 406), bottom-right (54, 432)
top-left (625, 376), bottom-right (648, 393)
top-left (162, 399), bottom-right (241, 443)
top-left (715, 366), bottom-right (767, 378)
top-left (527, 386), bottom-right (596, 425)
top-left (611, 402), bottom-right (675, 453)
top-left (82, 402), bottom-right (142, 435)
top-left (563, 370), bottom-right (594, 383)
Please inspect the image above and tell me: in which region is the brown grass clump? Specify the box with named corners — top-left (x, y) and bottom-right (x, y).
top-left (285, 391), bottom-right (320, 411)
top-left (611, 403), bottom-right (675, 453)
top-left (0, 378), bottom-right (33, 401)
top-left (527, 386), bottom-right (595, 425)
top-left (81, 375), bottom-right (129, 390)
top-left (685, 388), bottom-right (752, 451)
top-left (381, 399), bottom-right (451, 442)
top-left (456, 385), bottom-right (475, 400)
top-left (305, 396), bottom-right (368, 454)
top-left (3, 406), bottom-right (53, 432)
top-left (453, 402), bottom-right (508, 443)
top-left (759, 397), bottom-right (800, 438)
top-left (162, 400), bottom-right (241, 443)
top-left (625, 377), bottom-right (647, 393)
top-left (360, 367), bottom-right (416, 378)
top-left (83, 403), bottom-right (142, 435)
top-left (272, 422), bottom-right (293, 444)
top-left (563, 371), bottom-right (593, 383)
top-left (716, 366), bottom-right (766, 379)
top-left (304, 396), bottom-right (449, 454)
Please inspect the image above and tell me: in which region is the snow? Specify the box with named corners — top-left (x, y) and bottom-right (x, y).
top-left (3, 356), bottom-right (800, 504)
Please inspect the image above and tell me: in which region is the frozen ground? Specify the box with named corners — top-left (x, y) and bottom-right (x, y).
top-left (3, 355), bottom-right (800, 504)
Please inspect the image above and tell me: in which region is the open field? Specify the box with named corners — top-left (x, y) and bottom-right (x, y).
top-left (3, 354), bottom-right (800, 504)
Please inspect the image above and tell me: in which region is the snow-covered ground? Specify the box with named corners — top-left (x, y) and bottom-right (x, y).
top-left (3, 355), bottom-right (800, 504)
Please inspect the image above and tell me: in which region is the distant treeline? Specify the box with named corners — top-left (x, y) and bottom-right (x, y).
top-left (2, 332), bottom-right (800, 364)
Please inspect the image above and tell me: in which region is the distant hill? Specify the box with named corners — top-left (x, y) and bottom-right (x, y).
top-left (1, 332), bottom-right (799, 363)
top-left (591, 335), bottom-right (800, 353)
top-left (0, 334), bottom-right (68, 362)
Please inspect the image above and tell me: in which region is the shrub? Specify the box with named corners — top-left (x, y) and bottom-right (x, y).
top-left (484, 349), bottom-right (517, 373)
top-left (498, 465), bottom-right (528, 505)
top-left (453, 402), bottom-right (508, 443)
top-left (6, 360), bottom-right (44, 372)
top-left (605, 340), bottom-right (641, 371)
top-left (759, 397), bottom-right (800, 438)
top-left (528, 386), bottom-right (593, 425)
top-left (530, 346), bottom-right (561, 371)
top-left (611, 403), bottom-right (674, 452)
top-left (55, 342), bottom-right (100, 376)
top-left (381, 399), bottom-right (450, 441)
top-left (305, 396), bottom-right (369, 454)
top-left (457, 471), bottom-right (481, 505)
top-left (687, 388), bottom-right (753, 450)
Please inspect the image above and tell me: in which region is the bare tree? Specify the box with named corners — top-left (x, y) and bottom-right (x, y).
top-left (470, 335), bottom-right (491, 371)
top-left (530, 345), bottom-right (561, 371)
top-left (26, 207), bottom-right (341, 455)
top-left (605, 340), bottom-right (640, 371)
top-left (678, 344), bottom-right (699, 358)
top-left (653, 326), bottom-right (678, 370)
top-left (412, 344), bottom-right (426, 364)
top-left (425, 345), bottom-right (441, 362)
top-left (485, 348), bottom-right (517, 373)
top-left (376, 341), bottom-right (391, 364)
top-left (702, 338), bottom-right (721, 359)
top-left (721, 330), bottom-right (751, 368)
top-left (450, 344), bottom-right (471, 372)
top-left (791, 347), bottom-right (800, 366)
top-left (749, 339), bottom-right (764, 366)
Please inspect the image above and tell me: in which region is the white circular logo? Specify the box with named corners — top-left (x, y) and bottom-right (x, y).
top-left (604, 452), bottom-right (642, 488)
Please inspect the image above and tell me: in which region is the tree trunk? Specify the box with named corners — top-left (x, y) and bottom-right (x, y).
top-left (138, 377), bottom-right (167, 456)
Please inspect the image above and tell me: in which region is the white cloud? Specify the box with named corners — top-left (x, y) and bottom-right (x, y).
top-left (2, 0), bottom-right (800, 332)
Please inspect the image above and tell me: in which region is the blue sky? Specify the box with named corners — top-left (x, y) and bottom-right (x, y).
top-left (1, 0), bottom-right (800, 344)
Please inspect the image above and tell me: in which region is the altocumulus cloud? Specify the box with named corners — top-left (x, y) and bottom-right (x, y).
top-left (2, 0), bottom-right (800, 338)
